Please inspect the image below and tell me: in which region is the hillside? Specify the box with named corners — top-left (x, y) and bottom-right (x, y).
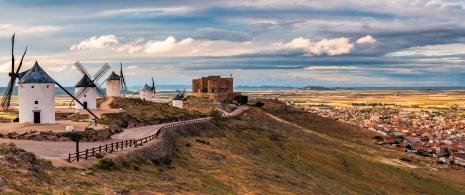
top-left (0, 100), bottom-right (465, 194)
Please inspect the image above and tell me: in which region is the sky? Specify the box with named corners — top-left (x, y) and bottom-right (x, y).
top-left (1, 0), bottom-right (465, 87)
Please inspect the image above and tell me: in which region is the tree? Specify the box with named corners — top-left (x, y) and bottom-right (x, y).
top-left (209, 109), bottom-right (223, 121)
top-left (406, 144), bottom-right (412, 150)
top-left (254, 101), bottom-right (264, 108)
top-left (234, 95), bottom-right (248, 105)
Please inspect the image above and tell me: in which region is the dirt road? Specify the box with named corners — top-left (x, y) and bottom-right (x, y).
top-left (0, 106), bottom-right (249, 159)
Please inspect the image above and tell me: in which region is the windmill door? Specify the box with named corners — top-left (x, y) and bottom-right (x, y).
top-left (33, 111), bottom-right (40, 123)
top-left (83, 102), bottom-right (88, 109)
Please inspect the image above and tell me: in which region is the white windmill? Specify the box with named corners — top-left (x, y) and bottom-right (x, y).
top-left (173, 89), bottom-right (185, 109)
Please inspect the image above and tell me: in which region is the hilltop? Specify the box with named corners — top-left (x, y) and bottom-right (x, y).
top-left (0, 99), bottom-right (464, 194)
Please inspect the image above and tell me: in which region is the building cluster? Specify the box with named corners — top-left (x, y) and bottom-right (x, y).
top-left (305, 106), bottom-right (465, 167)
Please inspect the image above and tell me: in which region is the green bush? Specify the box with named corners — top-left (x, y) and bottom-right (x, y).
top-left (209, 109), bottom-right (223, 121)
top-left (85, 126), bottom-right (94, 130)
top-left (93, 158), bottom-right (117, 170)
top-left (68, 132), bottom-right (83, 142)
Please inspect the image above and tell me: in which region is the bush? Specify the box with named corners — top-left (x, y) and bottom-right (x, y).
top-left (254, 101), bottom-right (264, 108)
top-left (399, 157), bottom-right (412, 163)
top-left (373, 135), bottom-right (383, 141)
top-left (68, 132), bottom-right (83, 142)
top-left (185, 143), bottom-right (191, 147)
top-left (209, 109), bottom-right (223, 121)
top-left (85, 126), bottom-right (94, 130)
top-left (95, 153), bottom-right (104, 159)
top-left (93, 158), bottom-right (117, 170)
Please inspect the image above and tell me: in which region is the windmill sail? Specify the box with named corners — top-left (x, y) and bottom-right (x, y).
top-left (1, 34), bottom-right (27, 112)
top-left (120, 62), bottom-right (128, 91)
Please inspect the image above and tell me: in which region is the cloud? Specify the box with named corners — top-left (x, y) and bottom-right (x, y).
top-left (192, 28), bottom-right (252, 42)
top-left (144, 36), bottom-right (195, 53)
top-left (70, 35), bottom-right (119, 50)
top-left (282, 37), bottom-right (354, 56)
top-left (48, 64), bottom-right (68, 72)
top-left (356, 35), bottom-right (376, 44)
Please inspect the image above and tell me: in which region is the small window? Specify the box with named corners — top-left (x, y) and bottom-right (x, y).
top-left (31, 86), bottom-right (34, 88)
top-left (47, 85), bottom-right (49, 88)
top-left (34, 101), bottom-right (38, 104)
top-left (84, 95), bottom-right (86, 97)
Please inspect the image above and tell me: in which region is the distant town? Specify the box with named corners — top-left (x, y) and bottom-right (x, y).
top-left (298, 104), bottom-right (465, 167)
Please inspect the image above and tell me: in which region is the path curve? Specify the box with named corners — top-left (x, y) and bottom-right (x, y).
top-left (0, 105), bottom-right (249, 159)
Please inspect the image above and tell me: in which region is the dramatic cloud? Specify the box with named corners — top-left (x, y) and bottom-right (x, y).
top-left (282, 37), bottom-right (354, 56)
top-left (70, 35), bottom-right (119, 51)
top-left (356, 35), bottom-right (376, 44)
top-left (2, 1), bottom-right (465, 87)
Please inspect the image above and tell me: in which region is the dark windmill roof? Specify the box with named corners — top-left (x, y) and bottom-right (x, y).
top-left (75, 75), bottom-right (96, 87)
top-left (140, 84), bottom-right (153, 91)
top-left (18, 61), bottom-right (55, 84)
top-left (106, 71), bottom-right (120, 81)
top-left (18, 69), bottom-right (30, 80)
top-left (173, 94), bottom-right (183, 100)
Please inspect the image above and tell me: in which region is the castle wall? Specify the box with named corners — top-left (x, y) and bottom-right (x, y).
top-left (18, 83), bottom-right (55, 124)
top-left (190, 76), bottom-right (239, 102)
top-left (75, 87), bottom-right (97, 110)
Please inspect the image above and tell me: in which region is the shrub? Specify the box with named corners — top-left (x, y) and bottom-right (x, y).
top-left (68, 132), bottom-right (83, 142)
top-left (85, 126), bottom-right (94, 130)
top-left (95, 153), bottom-right (104, 159)
top-left (254, 101), bottom-right (264, 108)
top-left (209, 109), bottom-right (222, 121)
top-left (373, 135), bottom-right (383, 141)
top-left (399, 157), bottom-right (412, 163)
top-left (185, 143), bottom-right (191, 147)
top-left (93, 158), bottom-right (117, 170)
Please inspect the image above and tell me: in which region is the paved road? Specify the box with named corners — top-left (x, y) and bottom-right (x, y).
top-left (0, 106), bottom-right (249, 158)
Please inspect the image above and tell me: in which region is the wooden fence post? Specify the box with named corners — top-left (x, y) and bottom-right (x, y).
top-left (85, 149), bottom-right (88, 160)
top-left (68, 153), bottom-right (71, 163)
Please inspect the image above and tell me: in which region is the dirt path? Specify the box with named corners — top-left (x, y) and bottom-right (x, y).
top-left (99, 97), bottom-right (114, 110)
top-left (0, 105), bottom-right (249, 166)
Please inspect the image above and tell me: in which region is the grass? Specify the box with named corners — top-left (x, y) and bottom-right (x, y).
top-left (1, 98), bottom-right (465, 194)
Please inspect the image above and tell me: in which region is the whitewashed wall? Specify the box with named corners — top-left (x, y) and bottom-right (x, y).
top-left (18, 83), bottom-right (55, 124)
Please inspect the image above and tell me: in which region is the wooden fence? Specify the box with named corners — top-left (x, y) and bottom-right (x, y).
top-left (68, 119), bottom-right (208, 163)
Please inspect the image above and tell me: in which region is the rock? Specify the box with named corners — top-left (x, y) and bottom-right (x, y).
top-left (24, 133), bottom-right (40, 140)
top-left (3, 156), bottom-right (17, 164)
top-left (75, 179), bottom-right (83, 185)
top-left (28, 165), bottom-right (43, 173)
top-left (49, 136), bottom-right (59, 141)
top-left (116, 188), bottom-right (130, 195)
top-left (19, 152), bottom-right (36, 164)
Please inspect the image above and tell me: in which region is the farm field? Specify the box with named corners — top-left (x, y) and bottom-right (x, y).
top-left (240, 88), bottom-right (465, 113)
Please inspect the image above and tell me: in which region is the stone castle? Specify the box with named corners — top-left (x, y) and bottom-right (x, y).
top-left (191, 76), bottom-right (240, 102)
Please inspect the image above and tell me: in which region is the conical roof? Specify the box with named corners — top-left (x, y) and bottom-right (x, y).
top-left (106, 71), bottom-right (120, 81)
top-left (75, 75), bottom-right (96, 87)
top-left (140, 83), bottom-right (153, 91)
top-left (173, 94), bottom-right (183, 100)
top-left (18, 61), bottom-right (55, 84)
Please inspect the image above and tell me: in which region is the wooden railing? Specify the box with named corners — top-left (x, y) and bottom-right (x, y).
top-left (68, 119), bottom-right (208, 163)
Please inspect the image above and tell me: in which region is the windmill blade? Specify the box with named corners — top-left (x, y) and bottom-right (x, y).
top-left (93, 63), bottom-right (110, 82)
top-left (119, 62), bottom-right (128, 91)
top-left (75, 87), bottom-right (92, 100)
top-left (69, 87), bottom-right (88, 107)
top-left (182, 88), bottom-right (186, 97)
top-left (55, 81), bottom-right (100, 121)
top-left (130, 90), bottom-right (140, 97)
top-left (11, 34), bottom-right (14, 76)
top-left (74, 61), bottom-right (91, 78)
top-left (15, 47), bottom-right (27, 75)
top-left (1, 78), bottom-right (15, 111)
top-left (151, 77), bottom-right (155, 94)
top-left (95, 85), bottom-right (108, 101)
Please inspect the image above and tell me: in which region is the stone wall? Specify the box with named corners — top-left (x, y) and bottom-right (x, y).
top-left (5, 128), bottom-right (116, 142)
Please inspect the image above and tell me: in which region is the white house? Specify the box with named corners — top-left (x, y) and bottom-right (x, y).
top-left (173, 94), bottom-right (183, 109)
top-left (106, 71), bottom-right (120, 97)
top-left (18, 61), bottom-right (56, 124)
top-left (74, 75), bottom-right (97, 110)
top-left (139, 84), bottom-right (153, 101)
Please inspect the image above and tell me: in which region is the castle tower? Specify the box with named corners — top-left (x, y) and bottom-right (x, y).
top-left (18, 61), bottom-right (56, 124)
top-left (173, 94), bottom-right (183, 109)
top-left (74, 75), bottom-right (97, 110)
top-left (106, 71), bottom-right (120, 97)
top-left (139, 84), bottom-right (153, 101)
